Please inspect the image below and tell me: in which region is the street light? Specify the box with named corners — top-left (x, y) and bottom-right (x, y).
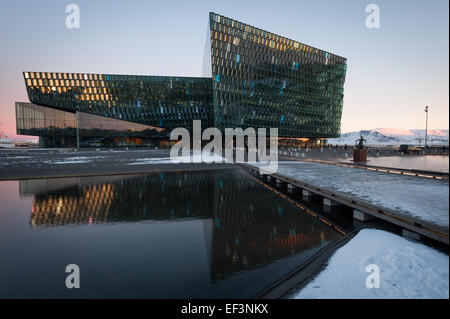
top-left (424, 105), bottom-right (429, 150)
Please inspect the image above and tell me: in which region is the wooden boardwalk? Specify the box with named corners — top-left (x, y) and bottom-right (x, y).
top-left (241, 163), bottom-right (449, 245)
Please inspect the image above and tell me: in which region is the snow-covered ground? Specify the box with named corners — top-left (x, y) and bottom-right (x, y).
top-left (292, 229), bottom-right (449, 299)
top-left (0, 150), bottom-right (233, 174)
top-left (128, 154), bottom-right (227, 165)
top-left (43, 156), bottom-right (104, 164)
top-left (0, 154), bottom-right (104, 166)
top-left (252, 161), bottom-right (449, 227)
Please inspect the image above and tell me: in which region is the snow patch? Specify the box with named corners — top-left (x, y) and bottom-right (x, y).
top-left (293, 229), bottom-right (449, 299)
top-left (0, 156), bottom-right (31, 159)
top-left (42, 156), bottom-right (102, 165)
top-left (128, 154), bottom-right (228, 165)
top-left (47, 160), bottom-right (91, 164)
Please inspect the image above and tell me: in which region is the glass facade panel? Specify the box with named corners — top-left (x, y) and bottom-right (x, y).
top-left (207, 12), bottom-right (347, 138)
top-left (16, 102), bottom-right (167, 147)
top-left (23, 74), bottom-right (213, 132)
top-left (15, 102), bottom-right (76, 137)
top-left (77, 111), bottom-right (165, 138)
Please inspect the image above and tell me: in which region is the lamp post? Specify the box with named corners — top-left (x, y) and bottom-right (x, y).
top-left (424, 105), bottom-right (429, 150)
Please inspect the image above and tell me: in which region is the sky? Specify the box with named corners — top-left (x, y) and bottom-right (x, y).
top-left (0, 0), bottom-right (448, 139)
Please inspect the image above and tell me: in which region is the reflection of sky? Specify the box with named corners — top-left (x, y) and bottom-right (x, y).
top-left (359, 155), bottom-right (449, 173)
top-left (0, 0), bottom-right (448, 139)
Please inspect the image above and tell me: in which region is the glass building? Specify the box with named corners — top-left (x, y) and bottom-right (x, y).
top-left (205, 13), bottom-right (347, 139)
top-left (16, 102), bottom-right (168, 147)
top-left (16, 13), bottom-right (346, 147)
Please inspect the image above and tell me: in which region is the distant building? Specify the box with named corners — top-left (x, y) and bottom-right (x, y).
top-left (0, 128), bottom-right (13, 148)
top-left (16, 13), bottom-right (347, 148)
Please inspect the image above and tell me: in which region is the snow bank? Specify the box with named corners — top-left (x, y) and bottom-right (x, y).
top-left (293, 229), bottom-right (449, 299)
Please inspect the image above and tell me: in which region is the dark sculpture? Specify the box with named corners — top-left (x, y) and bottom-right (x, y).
top-left (355, 135), bottom-right (366, 149)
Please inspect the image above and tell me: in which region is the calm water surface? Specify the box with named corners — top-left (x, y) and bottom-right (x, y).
top-left (0, 169), bottom-right (340, 298)
top-left (348, 155), bottom-right (449, 173)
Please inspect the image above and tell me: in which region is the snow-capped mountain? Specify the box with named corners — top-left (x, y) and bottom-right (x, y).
top-left (328, 128), bottom-right (449, 146)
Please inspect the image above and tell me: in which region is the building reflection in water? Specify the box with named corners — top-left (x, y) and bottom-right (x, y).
top-left (21, 169), bottom-right (340, 280)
